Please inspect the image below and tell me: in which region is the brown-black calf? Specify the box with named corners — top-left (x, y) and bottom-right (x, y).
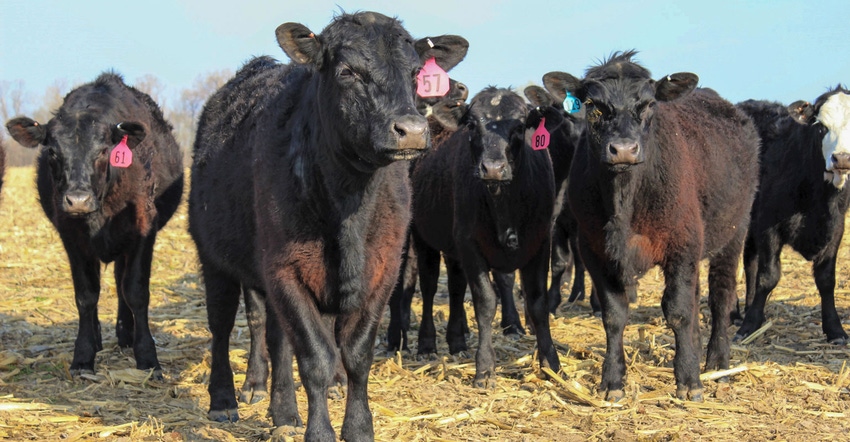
top-left (556, 51), bottom-right (760, 402)
top-left (5, 73), bottom-right (183, 378)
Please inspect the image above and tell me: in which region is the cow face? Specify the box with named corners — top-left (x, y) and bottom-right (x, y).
top-left (6, 114), bottom-right (145, 216)
top-left (464, 88), bottom-right (528, 190)
top-left (791, 89), bottom-right (850, 188)
top-left (276, 12), bottom-right (468, 170)
top-left (550, 52), bottom-right (698, 172)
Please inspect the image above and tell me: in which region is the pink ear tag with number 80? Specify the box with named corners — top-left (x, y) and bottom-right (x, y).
top-left (110, 135), bottom-right (133, 168)
top-left (531, 118), bottom-right (550, 150)
top-left (417, 57), bottom-right (450, 98)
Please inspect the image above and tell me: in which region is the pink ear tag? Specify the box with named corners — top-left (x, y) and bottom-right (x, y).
top-left (417, 57), bottom-right (450, 98)
top-left (531, 118), bottom-right (550, 150)
top-left (110, 135), bottom-right (133, 168)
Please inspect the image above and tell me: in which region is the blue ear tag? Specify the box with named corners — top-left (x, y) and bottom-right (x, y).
top-left (564, 92), bottom-right (581, 114)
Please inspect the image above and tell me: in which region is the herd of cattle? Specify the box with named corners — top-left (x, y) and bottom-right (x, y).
top-left (2, 11), bottom-right (850, 441)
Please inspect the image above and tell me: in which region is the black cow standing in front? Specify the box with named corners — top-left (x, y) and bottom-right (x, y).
top-left (735, 88), bottom-right (850, 345)
top-left (188, 12), bottom-right (468, 441)
top-left (555, 51), bottom-right (760, 402)
top-left (5, 73), bottom-right (184, 377)
top-left (411, 87), bottom-right (560, 387)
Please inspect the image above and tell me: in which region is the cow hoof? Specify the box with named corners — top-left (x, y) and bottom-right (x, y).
top-left (271, 425), bottom-right (303, 439)
top-left (676, 387), bottom-right (704, 402)
top-left (149, 369), bottom-right (164, 381)
top-left (208, 408), bottom-right (239, 423)
top-left (828, 336), bottom-right (848, 346)
top-left (69, 368), bottom-right (95, 378)
top-left (473, 375), bottom-right (496, 390)
top-left (239, 388), bottom-right (268, 404)
top-left (415, 352), bottom-right (438, 361)
top-left (604, 389), bottom-right (624, 402)
top-left (328, 385), bottom-right (346, 401)
top-left (732, 333), bottom-right (746, 343)
top-left (452, 350), bottom-right (472, 359)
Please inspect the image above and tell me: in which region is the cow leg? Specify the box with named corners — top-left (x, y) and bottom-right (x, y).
top-left (493, 271), bottom-right (524, 336)
top-left (204, 268), bottom-right (242, 422)
top-left (705, 232), bottom-right (745, 373)
top-left (735, 239), bottom-right (782, 341)
top-left (813, 254), bottom-right (849, 344)
top-left (61, 232), bottom-right (102, 375)
top-left (661, 255), bottom-right (703, 402)
top-left (549, 224), bottom-right (571, 309)
top-left (265, 277), bottom-right (338, 439)
top-left (386, 234), bottom-right (417, 355)
top-left (114, 257), bottom-right (134, 349)
top-left (117, 231), bottom-right (161, 377)
top-left (240, 287), bottom-right (270, 404)
top-left (337, 302), bottom-right (385, 442)
top-left (266, 302), bottom-right (301, 428)
top-left (567, 233), bottom-right (588, 305)
top-left (739, 233), bottom-right (758, 323)
top-left (415, 235), bottom-right (441, 357)
top-left (520, 244), bottom-right (560, 375)
top-left (459, 249), bottom-right (498, 389)
top-left (444, 256), bottom-right (470, 354)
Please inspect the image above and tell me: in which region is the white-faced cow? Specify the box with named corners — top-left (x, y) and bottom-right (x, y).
top-left (554, 51), bottom-right (760, 402)
top-left (187, 11), bottom-right (468, 441)
top-left (735, 87), bottom-right (850, 345)
top-left (5, 73), bottom-right (184, 378)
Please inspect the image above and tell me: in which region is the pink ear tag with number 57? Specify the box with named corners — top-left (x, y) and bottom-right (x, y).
top-left (532, 118), bottom-right (550, 150)
top-left (417, 57), bottom-right (450, 98)
top-left (110, 135), bottom-right (133, 168)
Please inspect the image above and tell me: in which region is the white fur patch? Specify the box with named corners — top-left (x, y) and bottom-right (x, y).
top-left (818, 92), bottom-right (850, 186)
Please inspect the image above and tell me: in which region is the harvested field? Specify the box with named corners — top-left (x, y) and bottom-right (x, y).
top-left (0, 166), bottom-right (849, 441)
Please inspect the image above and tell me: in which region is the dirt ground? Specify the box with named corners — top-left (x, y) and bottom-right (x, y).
top-left (0, 166), bottom-right (848, 441)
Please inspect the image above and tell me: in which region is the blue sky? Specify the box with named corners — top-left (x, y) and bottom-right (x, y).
top-left (2, 0), bottom-right (848, 112)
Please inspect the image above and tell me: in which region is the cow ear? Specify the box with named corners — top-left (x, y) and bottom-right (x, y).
top-left (655, 72), bottom-right (699, 102)
top-left (431, 101), bottom-right (467, 132)
top-left (112, 122), bottom-right (147, 149)
top-left (787, 100), bottom-right (814, 125)
top-left (6, 117), bottom-right (46, 148)
top-left (415, 35), bottom-right (469, 72)
top-left (524, 85), bottom-right (556, 109)
top-left (543, 71), bottom-right (584, 103)
top-left (276, 23), bottom-right (322, 67)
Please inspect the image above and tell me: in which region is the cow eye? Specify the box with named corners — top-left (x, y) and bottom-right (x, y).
top-left (338, 65), bottom-right (360, 82)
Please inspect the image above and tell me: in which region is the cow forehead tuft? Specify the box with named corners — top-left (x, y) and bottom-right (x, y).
top-left (817, 92), bottom-right (850, 130)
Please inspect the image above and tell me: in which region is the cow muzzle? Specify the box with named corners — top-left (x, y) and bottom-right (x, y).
top-left (393, 115), bottom-right (429, 151)
top-left (606, 140), bottom-right (642, 166)
top-left (62, 190), bottom-right (98, 215)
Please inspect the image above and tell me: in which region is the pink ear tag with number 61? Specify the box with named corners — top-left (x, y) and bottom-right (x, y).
top-left (110, 135), bottom-right (133, 168)
top-left (417, 57), bottom-right (450, 98)
top-left (531, 118), bottom-right (550, 150)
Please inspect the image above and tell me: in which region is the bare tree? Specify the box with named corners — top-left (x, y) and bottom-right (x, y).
top-left (170, 69), bottom-right (232, 165)
top-left (134, 74), bottom-right (168, 110)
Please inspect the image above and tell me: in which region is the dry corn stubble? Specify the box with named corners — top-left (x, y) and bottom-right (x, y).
top-left (0, 166), bottom-right (849, 441)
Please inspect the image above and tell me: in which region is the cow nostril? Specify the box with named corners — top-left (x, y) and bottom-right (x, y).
top-left (394, 123), bottom-right (407, 138)
top-left (609, 145), bottom-right (618, 156)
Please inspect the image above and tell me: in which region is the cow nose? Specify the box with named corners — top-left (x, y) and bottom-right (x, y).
top-left (394, 116), bottom-right (428, 150)
top-left (63, 191), bottom-right (96, 214)
top-left (607, 141), bottom-right (641, 165)
top-left (480, 159), bottom-right (509, 181)
top-left (832, 152), bottom-right (850, 171)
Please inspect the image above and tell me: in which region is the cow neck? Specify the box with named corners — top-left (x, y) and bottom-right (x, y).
top-left (480, 142), bottom-right (531, 250)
